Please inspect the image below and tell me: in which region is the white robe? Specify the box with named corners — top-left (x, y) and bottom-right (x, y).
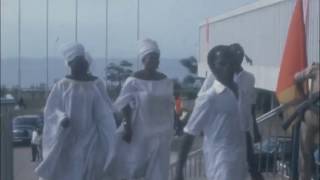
top-left (35, 78), bottom-right (116, 180)
top-left (184, 80), bottom-right (247, 180)
top-left (197, 73), bottom-right (215, 97)
top-left (198, 71), bottom-right (257, 136)
top-left (108, 77), bottom-right (174, 180)
top-left (234, 70), bottom-right (256, 137)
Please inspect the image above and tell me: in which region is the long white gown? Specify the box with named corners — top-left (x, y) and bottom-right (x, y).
top-left (108, 77), bottom-right (174, 180)
top-left (35, 78), bottom-right (116, 180)
top-left (184, 80), bottom-right (247, 180)
top-left (234, 70), bottom-right (256, 136)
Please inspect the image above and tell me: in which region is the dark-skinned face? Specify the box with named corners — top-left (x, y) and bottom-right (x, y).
top-left (229, 43), bottom-right (244, 70)
top-left (142, 52), bottom-right (160, 72)
top-left (68, 56), bottom-right (89, 76)
top-left (209, 54), bottom-right (234, 84)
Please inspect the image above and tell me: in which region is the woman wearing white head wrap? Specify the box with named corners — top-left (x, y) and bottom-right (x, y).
top-left (35, 42), bottom-right (116, 180)
top-left (138, 38), bottom-right (160, 61)
top-left (108, 38), bottom-right (174, 180)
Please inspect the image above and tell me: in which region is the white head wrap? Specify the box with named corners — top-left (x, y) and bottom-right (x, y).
top-left (139, 38), bottom-right (160, 60)
top-left (60, 42), bottom-right (86, 64)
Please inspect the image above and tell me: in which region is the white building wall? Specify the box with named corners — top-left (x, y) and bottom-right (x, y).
top-left (198, 0), bottom-right (319, 91)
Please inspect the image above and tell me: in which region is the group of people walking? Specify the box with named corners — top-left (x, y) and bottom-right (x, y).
top-left (35, 39), bottom-right (264, 180)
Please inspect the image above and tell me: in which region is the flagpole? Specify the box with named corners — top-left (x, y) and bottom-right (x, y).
top-left (18, 0), bottom-right (22, 95)
top-left (75, 0), bottom-right (78, 42)
top-left (136, 0), bottom-right (140, 71)
top-left (105, 0), bottom-right (109, 85)
top-left (303, 0), bottom-right (310, 61)
top-left (46, 0), bottom-right (49, 91)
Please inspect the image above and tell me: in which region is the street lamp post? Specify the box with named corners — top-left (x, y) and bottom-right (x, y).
top-left (75, 0), bottom-right (79, 42)
top-left (46, 0), bottom-right (49, 92)
top-left (105, 0), bottom-right (109, 86)
top-left (18, 0), bottom-right (22, 97)
top-left (136, 0), bottom-right (141, 70)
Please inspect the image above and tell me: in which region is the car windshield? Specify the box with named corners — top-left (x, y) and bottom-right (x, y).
top-left (13, 117), bottom-right (39, 127)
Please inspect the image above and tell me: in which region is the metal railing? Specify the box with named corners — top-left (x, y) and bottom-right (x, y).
top-left (169, 149), bottom-right (205, 180)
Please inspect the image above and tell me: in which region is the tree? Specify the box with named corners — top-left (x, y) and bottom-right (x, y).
top-left (0, 86), bottom-right (8, 97)
top-left (180, 56), bottom-right (197, 74)
top-left (120, 60), bottom-right (133, 67)
top-left (179, 56), bottom-right (201, 98)
top-left (183, 75), bottom-right (196, 86)
top-left (105, 60), bottom-right (133, 99)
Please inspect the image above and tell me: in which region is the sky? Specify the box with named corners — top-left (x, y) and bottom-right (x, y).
top-left (1, 0), bottom-right (256, 60)
top-left (1, 0), bottom-right (259, 87)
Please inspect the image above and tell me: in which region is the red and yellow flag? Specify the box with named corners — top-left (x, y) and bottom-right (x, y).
top-left (276, 0), bottom-right (307, 104)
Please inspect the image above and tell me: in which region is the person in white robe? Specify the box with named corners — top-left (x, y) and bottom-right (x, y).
top-left (229, 43), bottom-right (264, 180)
top-left (175, 45), bottom-right (247, 180)
top-left (108, 38), bottom-right (174, 180)
top-left (35, 42), bottom-right (116, 180)
top-left (197, 71), bottom-right (215, 97)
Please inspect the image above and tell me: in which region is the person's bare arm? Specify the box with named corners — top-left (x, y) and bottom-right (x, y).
top-left (294, 67), bottom-right (315, 98)
top-left (61, 117), bottom-right (70, 128)
top-left (122, 104), bottom-right (132, 143)
top-left (251, 105), bottom-right (261, 143)
top-left (295, 76), bottom-right (307, 98)
top-left (175, 134), bottom-right (195, 180)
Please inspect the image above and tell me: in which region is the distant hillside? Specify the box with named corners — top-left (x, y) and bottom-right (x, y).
top-left (1, 57), bottom-right (188, 88)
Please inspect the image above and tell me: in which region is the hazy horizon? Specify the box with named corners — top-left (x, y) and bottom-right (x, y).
top-left (1, 57), bottom-right (190, 88)
top-left (1, 0), bottom-right (257, 87)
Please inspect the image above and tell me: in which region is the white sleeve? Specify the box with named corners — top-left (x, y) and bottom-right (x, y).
top-left (248, 75), bottom-right (256, 105)
top-left (92, 86), bottom-right (117, 169)
top-left (241, 74), bottom-right (256, 105)
top-left (95, 79), bottom-right (118, 112)
top-left (114, 78), bottom-right (137, 111)
top-left (42, 82), bottom-right (66, 158)
top-left (184, 95), bottom-right (213, 136)
top-left (198, 74), bottom-right (215, 96)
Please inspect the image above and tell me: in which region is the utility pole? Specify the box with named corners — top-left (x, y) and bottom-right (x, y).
top-left (136, 0), bottom-right (141, 70)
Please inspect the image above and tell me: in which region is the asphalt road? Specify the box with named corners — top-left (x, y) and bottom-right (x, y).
top-left (14, 145), bottom-right (39, 180)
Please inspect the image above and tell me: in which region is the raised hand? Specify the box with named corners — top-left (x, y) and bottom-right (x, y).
top-left (61, 117), bottom-right (70, 128)
top-left (122, 123), bottom-right (132, 143)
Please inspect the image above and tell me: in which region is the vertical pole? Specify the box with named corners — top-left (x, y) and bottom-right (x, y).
top-left (291, 118), bottom-right (301, 180)
top-left (105, 0), bottom-right (109, 85)
top-left (0, 102), bottom-right (14, 180)
top-left (75, 0), bottom-right (78, 42)
top-left (317, 144), bottom-right (320, 180)
top-left (198, 26), bottom-right (201, 76)
top-left (46, 0), bottom-right (49, 91)
top-left (136, 0), bottom-right (140, 70)
top-left (137, 0), bottom-right (140, 41)
top-left (18, 0), bottom-right (22, 95)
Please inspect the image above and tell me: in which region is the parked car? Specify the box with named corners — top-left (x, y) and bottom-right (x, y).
top-left (12, 115), bottom-right (42, 145)
top-left (254, 136), bottom-right (292, 173)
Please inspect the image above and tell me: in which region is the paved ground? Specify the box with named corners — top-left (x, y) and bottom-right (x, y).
top-left (13, 145), bottom-right (179, 180)
top-left (14, 145), bottom-right (39, 180)
top-left (13, 145), bottom-right (288, 180)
